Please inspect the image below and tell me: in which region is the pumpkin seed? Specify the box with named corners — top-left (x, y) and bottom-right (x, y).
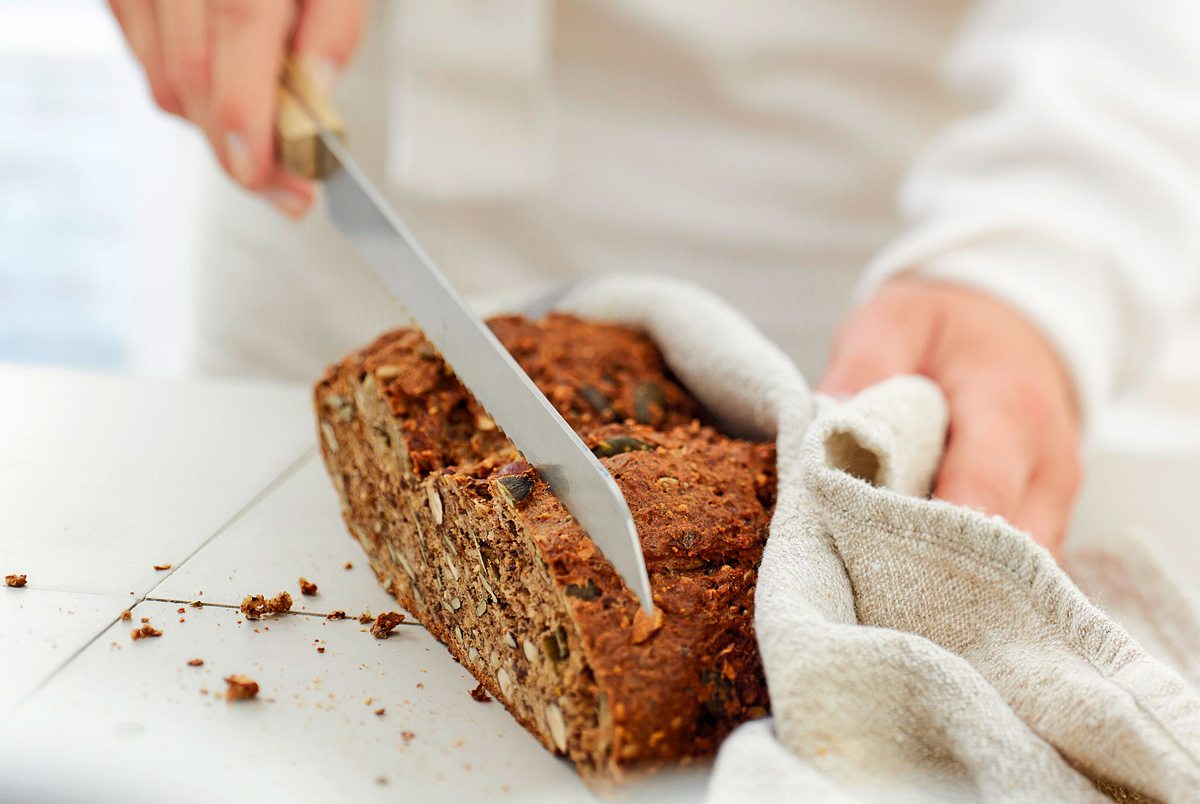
top-left (495, 475), bottom-right (534, 504)
top-left (580, 385), bottom-right (612, 414)
top-left (542, 633), bottom-right (562, 663)
top-left (555, 625), bottom-right (570, 660)
top-left (564, 579), bottom-right (599, 601)
top-left (591, 436), bottom-right (652, 458)
top-left (634, 381), bottom-right (667, 424)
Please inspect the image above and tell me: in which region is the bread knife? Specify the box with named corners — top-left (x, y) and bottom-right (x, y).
top-left (276, 60), bottom-right (654, 612)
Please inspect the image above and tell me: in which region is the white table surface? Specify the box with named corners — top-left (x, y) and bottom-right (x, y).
top-left (3, 362), bottom-right (1199, 803)
top-left (0, 365), bottom-right (705, 803)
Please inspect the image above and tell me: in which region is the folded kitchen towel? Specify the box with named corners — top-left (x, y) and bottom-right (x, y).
top-left (559, 275), bottom-right (1200, 802)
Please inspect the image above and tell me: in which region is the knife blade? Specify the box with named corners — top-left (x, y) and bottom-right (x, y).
top-left (277, 66), bottom-right (654, 612)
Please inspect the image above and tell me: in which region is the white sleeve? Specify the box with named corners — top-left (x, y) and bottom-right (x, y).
top-left (857, 0), bottom-right (1200, 424)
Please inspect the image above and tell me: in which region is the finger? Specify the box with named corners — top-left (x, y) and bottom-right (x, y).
top-left (156, 0), bottom-right (210, 121)
top-left (209, 0), bottom-right (293, 189)
top-left (1010, 429), bottom-right (1083, 555)
top-left (933, 385), bottom-right (1037, 522)
top-left (292, 0), bottom-right (369, 94)
top-left (260, 167), bottom-right (316, 219)
top-left (110, 0), bottom-right (183, 116)
top-left (819, 296), bottom-right (931, 396)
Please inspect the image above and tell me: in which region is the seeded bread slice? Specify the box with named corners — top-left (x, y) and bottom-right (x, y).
top-left (314, 314), bottom-right (774, 779)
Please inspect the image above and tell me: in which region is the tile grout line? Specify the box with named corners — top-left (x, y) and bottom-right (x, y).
top-left (141, 446), bottom-right (319, 602)
top-left (13, 446), bottom-right (318, 713)
top-left (141, 596), bottom-right (422, 627)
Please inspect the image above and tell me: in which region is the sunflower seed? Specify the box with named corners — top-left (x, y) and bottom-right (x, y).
top-left (545, 703), bottom-right (568, 752)
top-left (497, 668), bottom-right (512, 696)
top-left (427, 485), bottom-right (444, 525)
top-left (320, 421), bottom-right (339, 453)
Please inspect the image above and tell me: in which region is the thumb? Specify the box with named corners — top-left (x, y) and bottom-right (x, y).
top-left (819, 294), bottom-right (929, 396)
top-left (291, 0), bottom-right (369, 94)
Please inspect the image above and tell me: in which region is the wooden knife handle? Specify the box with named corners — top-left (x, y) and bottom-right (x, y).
top-left (276, 56), bottom-right (346, 180)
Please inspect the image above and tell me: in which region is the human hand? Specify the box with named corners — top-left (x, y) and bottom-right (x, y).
top-left (108, 0), bottom-right (368, 218)
top-left (820, 277), bottom-right (1083, 553)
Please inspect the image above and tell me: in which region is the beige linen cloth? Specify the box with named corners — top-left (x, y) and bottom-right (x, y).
top-left (559, 276), bottom-right (1200, 802)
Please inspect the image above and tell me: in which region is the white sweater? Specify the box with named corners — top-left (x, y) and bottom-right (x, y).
top-left (191, 0), bottom-right (1200, 424)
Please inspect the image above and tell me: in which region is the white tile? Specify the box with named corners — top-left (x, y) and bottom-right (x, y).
top-left (0, 365), bottom-right (313, 596)
top-left (14, 600), bottom-right (605, 802)
top-left (152, 455), bottom-right (401, 616)
top-left (0, 587), bottom-right (130, 712)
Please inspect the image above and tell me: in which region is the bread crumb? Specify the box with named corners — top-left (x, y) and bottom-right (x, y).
top-left (371, 612), bottom-right (405, 639)
top-left (357, 610), bottom-right (373, 624)
top-left (344, 561), bottom-right (353, 570)
top-left (131, 624), bottom-right (162, 640)
top-left (298, 577), bottom-right (318, 596)
top-left (4, 574), bottom-right (27, 588)
top-left (120, 610), bottom-right (132, 622)
top-left (401, 731), bottom-right (415, 744)
top-left (187, 658), bottom-right (204, 667)
top-left (326, 610), bottom-right (346, 620)
top-left (153, 563), bottom-right (172, 571)
top-left (224, 674), bottom-right (259, 701)
top-left (631, 605), bottom-right (665, 644)
top-left (374, 707), bottom-right (385, 716)
top-left (240, 592), bottom-right (293, 620)
top-left (469, 683), bottom-right (491, 703)
top-left (140, 617), bottom-right (150, 623)
top-left (317, 647), bottom-right (326, 654)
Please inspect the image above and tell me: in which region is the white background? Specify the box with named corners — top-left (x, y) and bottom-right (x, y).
top-left (0, 0), bottom-right (197, 376)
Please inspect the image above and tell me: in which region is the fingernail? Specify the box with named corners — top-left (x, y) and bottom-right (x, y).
top-left (225, 132), bottom-right (254, 186)
top-left (264, 187), bottom-right (309, 219)
top-left (301, 56), bottom-right (339, 96)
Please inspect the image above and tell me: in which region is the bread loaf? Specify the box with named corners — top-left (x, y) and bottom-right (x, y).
top-left (314, 314), bottom-right (774, 779)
